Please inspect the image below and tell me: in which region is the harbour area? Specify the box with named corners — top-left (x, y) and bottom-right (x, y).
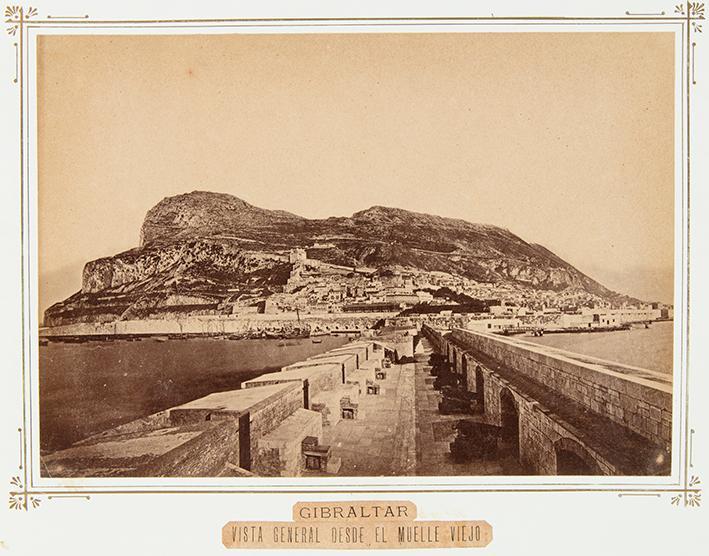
top-left (38, 312), bottom-right (391, 343)
top-left (39, 335), bottom-right (350, 453)
top-left (41, 333), bottom-right (416, 477)
top-left (41, 320), bottom-right (672, 478)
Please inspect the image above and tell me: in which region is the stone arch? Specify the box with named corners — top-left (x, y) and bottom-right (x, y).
top-left (499, 387), bottom-right (519, 459)
top-left (554, 437), bottom-right (603, 475)
top-left (461, 354), bottom-right (468, 390)
top-left (475, 365), bottom-right (485, 412)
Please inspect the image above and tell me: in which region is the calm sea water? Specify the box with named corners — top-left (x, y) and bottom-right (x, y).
top-left (523, 320), bottom-right (674, 375)
top-left (39, 335), bottom-right (348, 453)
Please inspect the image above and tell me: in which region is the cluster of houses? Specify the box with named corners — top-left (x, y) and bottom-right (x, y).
top-left (466, 303), bottom-right (673, 334)
top-left (228, 250), bottom-right (675, 336)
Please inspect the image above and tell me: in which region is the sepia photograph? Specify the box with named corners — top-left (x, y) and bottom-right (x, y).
top-left (6, 1), bottom-right (709, 554)
top-left (36, 31), bottom-right (675, 479)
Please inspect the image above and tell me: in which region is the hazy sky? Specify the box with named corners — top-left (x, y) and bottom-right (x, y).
top-left (38, 32), bottom-right (675, 315)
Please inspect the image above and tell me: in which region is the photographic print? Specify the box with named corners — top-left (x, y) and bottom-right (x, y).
top-left (36, 30), bottom-right (675, 479)
top-left (4, 2), bottom-right (709, 555)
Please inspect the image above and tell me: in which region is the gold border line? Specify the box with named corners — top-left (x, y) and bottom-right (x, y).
top-left (6, 3), bottom-right (703, 508)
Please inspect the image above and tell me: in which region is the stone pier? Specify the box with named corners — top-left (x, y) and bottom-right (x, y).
top-left (422, 324), bottom-right (672, 475)
top-left (40, 323), bottom-right (666, 478)
top-left (41, 337), bottom-right (409, 478)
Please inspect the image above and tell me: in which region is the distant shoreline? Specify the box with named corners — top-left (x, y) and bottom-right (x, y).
top-left (38, 311), bottom-right (397, 340)
top-left (38, 330), bottom-right (358, 345)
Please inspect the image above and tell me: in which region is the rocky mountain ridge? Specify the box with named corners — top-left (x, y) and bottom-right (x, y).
top-left (44, 191), bottom-right (630, 327)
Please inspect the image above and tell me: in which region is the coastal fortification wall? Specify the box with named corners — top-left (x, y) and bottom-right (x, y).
top-left (447, 328), bottom-right (672, 450)
top-left (421, 323), bottom-right (672, 475)
top-left (252, 409), bottom-right (323, 477)
top-left (242, 363), bottom-right (342, 407)
top-left (40, 313), bottom-right (389, 337)
top-left (249, 383), bottom-right (306, 455)
top-left (135, 419), bottom-right (242, 477)
top-left (43, 338), bottom-right (389, 478)
top-left (420, 325), bottom-right (448, 354)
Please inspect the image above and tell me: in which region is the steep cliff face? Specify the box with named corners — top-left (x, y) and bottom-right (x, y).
top-left (81, 241), bottom-right (286, 294)
top-left (46, 239), bottom-right (290, 327)
top-left (45, 191), bottom-right (623, 326)
top-left (82, 243), bottom-right (185, 293)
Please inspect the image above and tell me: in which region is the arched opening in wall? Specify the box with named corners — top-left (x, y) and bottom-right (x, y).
top-left (475, 366), bottom-right (485, 412)
top-left (554, 438), bottom-right (603, 475)
top-left (461, 356), bottom-right (468, 390)
top-left (499, 388), bottom-right (519, 460)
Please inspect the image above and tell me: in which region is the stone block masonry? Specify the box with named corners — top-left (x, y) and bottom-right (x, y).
top-left (252, 408), bottom-right (323, 476)
top-left (40, 314), bottom-right (388, 338)
top-left (134, 419), bottom-right (243, 477)
top-left (422, 324), bottom-right (672, 476)
top-left (40, 339), bottom-right (399, 478)
top-left (241, 363), bottom-right (342, 408)
top-left (448, 328), bottom-right (671, 451)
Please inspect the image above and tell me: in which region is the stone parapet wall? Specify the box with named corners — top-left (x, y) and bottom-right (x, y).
top-left (421, 324), bottom-right (449, 355)
top-left (330, 344), bottom-right (371, 365)
top-left (134, 420), bottom-right (241, 477)
top-left (449, 328), bottom-right (671, 450)
top-left (307, 353), bottom-right (357, 379)
top-left (250, 382), bottom-right (306, 451)
top-left (252, 409), bottom-right (323, 477)
top-left (243, 365), bottom-right (341, 407)
top-left (305, 365), bottom-right (341, 397)
top-left (476, 365), bottom-right (637, 475)
top-left (463, 354), bottom-right (479, 393)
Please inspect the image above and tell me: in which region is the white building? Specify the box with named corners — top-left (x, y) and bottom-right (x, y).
top-left (467, 317), bottom-right (521, 333)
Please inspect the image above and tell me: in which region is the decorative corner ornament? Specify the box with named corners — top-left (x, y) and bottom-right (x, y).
top-left (673, 3), bottom-right (705, 99)
top-left (5, 5), bottom-right (36, 35)
top-left (8, 475), bottom-right (41, 511)
top-left (675, 1), bottom-right (705, 16)
top-left (669, 475), bottom-right (702, 507)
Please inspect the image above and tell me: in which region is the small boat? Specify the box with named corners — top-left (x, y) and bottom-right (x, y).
top-left (312, 338), bottom-right (323, 344)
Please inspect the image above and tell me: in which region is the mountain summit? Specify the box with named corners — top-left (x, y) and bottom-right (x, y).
top-left (45, 191), bottom-right (625, 326)
top-left (139, 190), bottom-right (304, 246)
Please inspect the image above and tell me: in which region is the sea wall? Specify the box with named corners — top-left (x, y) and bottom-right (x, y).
top-left (134, 419), bottom-right (242, 477)
top-left (421, 324), bottom-right (672, 475)
top-left (421, 325), bottom-right (448, 354)
top-left (40, 313), bottom-right (390, 337)
top-left (446, 327), bottom-right (672, 450)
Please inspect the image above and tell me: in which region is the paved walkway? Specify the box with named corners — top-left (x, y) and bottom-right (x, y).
top-left (323, 361), bottom-right (416, 476)
top-left (413, 340), bottom-right (512, 476)
top-left (319, 338), bottom-right (521, 477)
